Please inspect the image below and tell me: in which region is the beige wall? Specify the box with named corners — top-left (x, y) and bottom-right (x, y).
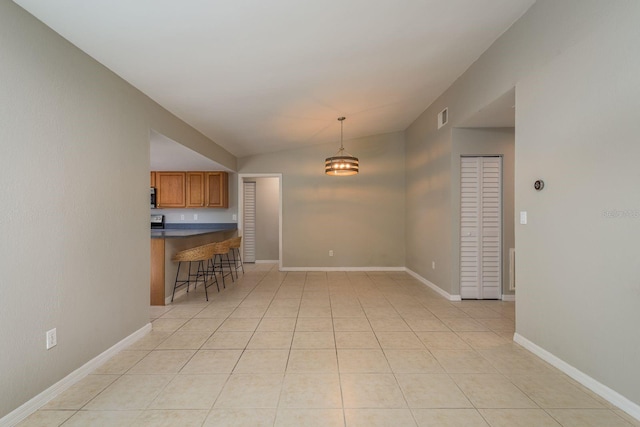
top-left (239, 132), bottom-right (406, 268)
top-left (0, 1), bottom-right (235, 418)
top-left (405, 0), bottom-right (640, 408)
top-left (254, 177), bottom-right (280, 261)
top-left (514, 1), bottom-right (640, 405)
top-left (405, 125), bottom-right (453, 291)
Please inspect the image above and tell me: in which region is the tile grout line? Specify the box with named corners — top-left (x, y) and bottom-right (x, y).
top-left (38, 265), bottom-right (618, 427)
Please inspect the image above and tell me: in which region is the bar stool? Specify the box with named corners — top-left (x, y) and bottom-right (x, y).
top-left (207, 240), bottom-right (232, 289)
top-left (227, 236), bottom-right (244, 279)
top-left (171, 244), bottom-right (216, 302)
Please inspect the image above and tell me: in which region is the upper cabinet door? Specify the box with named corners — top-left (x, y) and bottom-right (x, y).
top-left (156, 172), bottom-right (186, 208)
top-left (186, 172), bottom-right (205, 207)
top-left (150, 171), bottom-right (156, 187)
top-left (205, 172), bottom-right (229, 208)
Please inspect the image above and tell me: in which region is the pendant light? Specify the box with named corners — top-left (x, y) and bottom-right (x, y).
top-left (325, 117), bottom-right (359, 176)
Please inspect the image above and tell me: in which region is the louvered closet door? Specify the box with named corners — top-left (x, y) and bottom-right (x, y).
top-left (460, 157), bottom-right (502, 299)
top-left (243, 181), bottom-right (256, 263)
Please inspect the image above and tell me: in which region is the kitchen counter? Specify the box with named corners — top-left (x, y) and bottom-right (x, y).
top-left (150, 223), bottom-right (237, 305)
top-left (151, 223), bottom-right (237, 239)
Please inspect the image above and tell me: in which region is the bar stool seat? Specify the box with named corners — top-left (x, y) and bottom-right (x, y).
top-left (171, 244), bottom-right (215, 302)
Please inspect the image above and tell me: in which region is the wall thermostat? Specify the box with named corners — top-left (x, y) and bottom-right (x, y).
top-left (534, 180), bottom-right (544, 191)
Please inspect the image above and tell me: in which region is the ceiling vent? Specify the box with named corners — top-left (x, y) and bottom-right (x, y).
top-left (437, 107), bottom-right (448, 129)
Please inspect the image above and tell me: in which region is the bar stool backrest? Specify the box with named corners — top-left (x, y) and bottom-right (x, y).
top-left (227, 236), bottom-right (241, 249)
top-left (211, 240), bottom-right (231, 255)
top-left (172, 244), bottom-right (215, 262)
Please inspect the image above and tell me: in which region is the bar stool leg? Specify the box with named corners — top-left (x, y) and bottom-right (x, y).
top-left (212, 265), bottom-right (220, 292)
top-left (171, 261), bottom-right (182, 302)
top-left (235, 247), bottom-right (244, 274)
top-left (187, 261), bottom-right (193, 293)
top-left (216, 254), bottom-right (226, 289)
top-left (229, 249), bottom-right (238, 280)
top-left (210, 255), bottom-right (218, 288)
top-left (208, 256), bottom-right (220, 292)
top-left (197, 260), bottom-right (208, 301)
top-left (227, 252), bottom-right (235, 282)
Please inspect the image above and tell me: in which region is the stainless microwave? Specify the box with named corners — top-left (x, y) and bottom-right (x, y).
top-left (150, 187), bottom-right (157, 209)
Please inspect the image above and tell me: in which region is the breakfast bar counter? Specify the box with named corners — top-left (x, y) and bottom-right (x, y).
top-left (151, 224), bottom-right (236, 239)
top-left (150, 224), bottom-right (237, 305)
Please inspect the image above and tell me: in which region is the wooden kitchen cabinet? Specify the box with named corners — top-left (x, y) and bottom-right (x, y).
top-left (156, 172), bottom-right (186, 208)
top-left (186, 172), bottom-right (206, 207)
top-left (205, 172), bottom-right (229, 208)
top-left (151, 170), bottom-right (228, 209)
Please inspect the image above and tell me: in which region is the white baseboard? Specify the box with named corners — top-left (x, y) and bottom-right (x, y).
top-left (170, 263), bottom-right (492, 304)
top-left (501, 294), bottom-right (516, 302)
top-left (1, 323), bottom-right (152, 427)
top-left (513, 333), bottom-right (640, 422)
top-left (405, 268), bottom-right (461, 301)
top-left (255, 260), bottom-right (279, 264)
top-left (280, 266), bottom-right (406, 272)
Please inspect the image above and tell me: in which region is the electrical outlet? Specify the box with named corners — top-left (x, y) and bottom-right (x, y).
top-left (194, 214), bottom-right (198, 220)
top-left (46, 328), bottom-right (57, 350)
top-left (232, 214), bottom-right (237, 221)
top-left (329, 250), bottom-right (334, 257)
top-left (432, 261), bottom-right (435, 270)
top-left (180, 214), bottom-right (185, 221)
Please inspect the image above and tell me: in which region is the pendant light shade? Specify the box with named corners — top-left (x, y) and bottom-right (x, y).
top-left (325, 117), bottom-right (359, 176)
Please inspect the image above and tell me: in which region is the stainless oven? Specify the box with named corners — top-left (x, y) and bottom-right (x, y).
top-left (151, 214), bottom-right (164, 229)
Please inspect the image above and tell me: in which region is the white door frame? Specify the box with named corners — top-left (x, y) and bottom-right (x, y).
top-left (237, 173), bottom-right (283, 271)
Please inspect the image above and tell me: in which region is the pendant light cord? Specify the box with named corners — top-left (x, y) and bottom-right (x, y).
top-left (338, 116), bottom-right (346, 151)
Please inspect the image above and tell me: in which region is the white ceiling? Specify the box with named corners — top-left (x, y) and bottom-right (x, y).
top-left (14, 0), bottom-right (532, 158)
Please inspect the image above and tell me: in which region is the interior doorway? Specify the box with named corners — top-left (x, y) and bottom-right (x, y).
top-left (238, 173), bottom-right (283, 270)
top-left (460, 156), bottom-right (503, 299)
top-left (455, 87), bottom-right (515, 301)
top-left (242, 181), bottom-right (257, 263)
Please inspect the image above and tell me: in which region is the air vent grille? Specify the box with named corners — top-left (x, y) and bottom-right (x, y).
top-left (438, 107), bottom-right (448, 129)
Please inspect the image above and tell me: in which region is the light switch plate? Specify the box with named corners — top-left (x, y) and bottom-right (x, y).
top-left (520, 211), bottom-right (527, 224)
top-left (46, 328), bottom-right (57, 350)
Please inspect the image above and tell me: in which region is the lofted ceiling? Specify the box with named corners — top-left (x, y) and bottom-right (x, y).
top-left (14, 0), bottom-right (533, 158)
top-left (460, 87), bottom-right (515, 128)
top-left (149, 130), bottom-right (228, 172)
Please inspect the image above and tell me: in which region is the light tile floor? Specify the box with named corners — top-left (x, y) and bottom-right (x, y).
top-left (18, 264), bottom-right (639, 427)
